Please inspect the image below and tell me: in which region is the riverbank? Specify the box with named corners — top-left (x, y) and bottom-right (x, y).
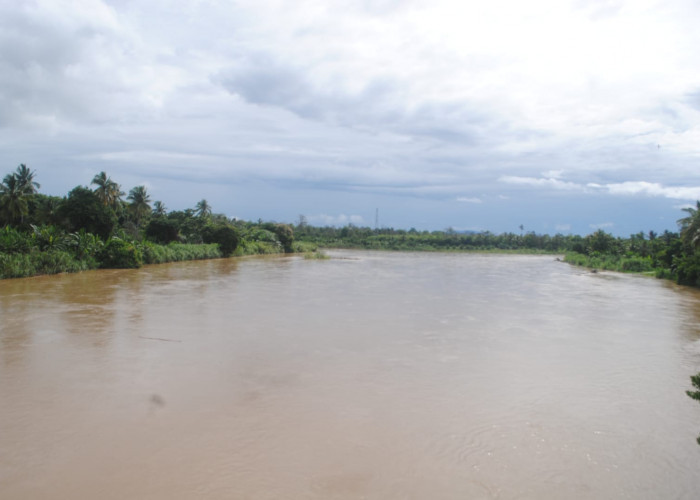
top-left (0, 238), bottom-right (319, 280)
top-left (563, 251), bottom-right (675, 280)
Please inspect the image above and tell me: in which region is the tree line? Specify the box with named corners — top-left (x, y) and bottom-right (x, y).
top-left (5, 162), bottom-right (700, 287)
top-left (292, 207), bottom-right (700, 287)
top-left (0, 164), bottom-right (299, 278)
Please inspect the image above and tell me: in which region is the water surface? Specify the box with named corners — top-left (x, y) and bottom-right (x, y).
top-left (2, 251), bottom-right (700, 499)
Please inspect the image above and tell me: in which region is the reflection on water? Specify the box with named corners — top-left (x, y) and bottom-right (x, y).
top-left (1, 252), bottom-right (700, 499)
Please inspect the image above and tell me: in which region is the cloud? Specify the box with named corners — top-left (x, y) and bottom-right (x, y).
top-left (555, 224), bottom-right (572, 232)
top-left (500, 175), bottom-right (700, 201)
top-left (499, 175), bottom-right (584, 191)
top-left (308, 214), bottom-right (365, 226)
top-left (602, 181), bottom-right (700, 200)
top-left (590, 222), bottom-right (614, 229)
top-left (2, 0), bottom-right (700, 236)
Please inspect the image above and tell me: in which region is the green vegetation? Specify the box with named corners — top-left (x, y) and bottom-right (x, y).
top-left (294, 224), bottom-right (576, 252)
top-left (4, 162), bottom-right (700, 293)
top-left (0, 165), bottom-right (297, 279)
top-left (303, 250), bottom-right (330, 260)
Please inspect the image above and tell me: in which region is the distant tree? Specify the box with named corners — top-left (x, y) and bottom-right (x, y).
top-left (195, 199), bottom-right (212, 218)
top-left (202, 224), bottom-right (240, 256)
top-left (127, 185), bottom-right (151, 227)
top-left (678, 201), bottom-right (700, 251)
top-left (145, 217), bottom-right (179, 244)
top-left (91, 171), bottom-right (124, 209)
top-left (167, 209), bottom-right (205, 243)
top-left (58, 186), bottom-right (117, 240)
top-left (97, 238), bottom-right (143, 269)
top-left (0, 174), bottom-right (29, 225)
top-left (152, 200), bottom-right (167, 216)
top-left (263, 223), bottom-right (295, 252)
top-left (15, 164), bottom-right (40, 194)
top-left (586, 229), bottom-right (620, 255)
top-left (27, 194), bottom-right (62, 226)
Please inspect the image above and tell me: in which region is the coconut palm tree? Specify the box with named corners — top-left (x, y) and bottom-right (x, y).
top-left (678, 201), bottom-right (700, 250)
top-left (15, 164), bottom-right (40, 194)
top-left (91, 171), bottom-right (124, 208)
top-left (152, 200), bottom-right (167, 216)
top-left (195, 199), bottom-right (212, 218)
top-left (0, 173), bottom-right (29, 225)
top-left (127, 185), bottom-right (152, 227)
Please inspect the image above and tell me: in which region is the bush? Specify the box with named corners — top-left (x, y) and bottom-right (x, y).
top-left (0, 250), bottom-right (92, 279)
top-left (676, 253), bottom-right (700, 286)
top-left (97, 238), bottom-right (143, 269)
top-left (202, 224), bottom-right (240, 256)
top-left (58, 186), bottom-right (118, 240)
top-left (234, 239), bottom-right (281, 256)
top-left (140, 242), bottom-right (221, 264)
top-left (269, 223), bottom-right (294, 253)
top-left (620, 257), bottom-right (654, 272)
top-left (655, 268), bottom-right (676, 280)
top-left (145, 217), bottom-right (180, 244)
top-left (0, 226), bottom-right (34, 254)
top-left (67, 230), bottom-right (103, 261)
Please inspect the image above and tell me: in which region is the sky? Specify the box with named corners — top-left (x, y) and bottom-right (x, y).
top-left (1, 0), bottom-right (700, 236)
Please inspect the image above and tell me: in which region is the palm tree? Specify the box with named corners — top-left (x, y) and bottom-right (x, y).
top-left (195, 199), bottom-right (212, 218)
top-left (0, 174), bottom-right (29, 225)
top-left (15, 164), bottom-right (40, 194)
top-left (127, 185), bottom-right (152, 227)
top-left (677, 201), bottom-right (700, 250)
top-left (91, 171), bottom-right (124, 208)
top-left (152, 200), bottom-right (167, 216)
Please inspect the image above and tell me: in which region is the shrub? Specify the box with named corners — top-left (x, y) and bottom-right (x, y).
top-left (67, 230), bottom-right (103, 261)
top-left (676, 253), bottom-right (700, 286)
top-left (145, 217), bottom-right (180, 244)
top-left (97, 238), bottom-right (143, 269)
top-left (0, 226), bottom-right (34, 254)
top-left (30, 224), bottom-right (70, 252)
top-left (620, 257), bottom-right (654, 272)
top-left (0, 250), bottom-right (92, 279)
top-left (267, 223), bottom-right (294, 253)
top-left (58, 186), bottom-right (118, 240)
top-left (235, 239), bottom-right (281, 255)
top-left (202, 224), bottom-right (240, 256)
top-left (140, 242), bottom-right (221, 264)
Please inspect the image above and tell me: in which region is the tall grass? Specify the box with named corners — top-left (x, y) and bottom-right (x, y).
top-left (234, 240), bottom-right (283, 256)
top-left (0, 251), bottom-right (93, 279)
top-left (564, 252), bottom-right (668, 277)
top-left (140, 242), bottom-right (222, 264)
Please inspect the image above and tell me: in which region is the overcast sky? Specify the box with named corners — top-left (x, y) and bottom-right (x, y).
top-left (2, 0), bottom-right (700, 235)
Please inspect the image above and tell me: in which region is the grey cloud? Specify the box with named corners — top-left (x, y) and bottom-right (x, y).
top-left (216, 56), bottom-right (499, 152)
top-left (216, 57), bottom-right (402, 126)
top-left (0, 2), bottom-right (167, 129)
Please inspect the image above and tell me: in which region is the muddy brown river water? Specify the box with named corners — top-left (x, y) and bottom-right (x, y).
top-left (2, 251), bottom-right (700, 499)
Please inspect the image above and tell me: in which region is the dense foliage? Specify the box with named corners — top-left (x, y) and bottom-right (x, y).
top-left (0, 165), bottom-right (297, 278)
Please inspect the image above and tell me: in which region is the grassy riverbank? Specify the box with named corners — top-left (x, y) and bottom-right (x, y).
top-left (564, 251), bottom-right (655, 273)
top-left (0, 223), bottom-right (320, 279)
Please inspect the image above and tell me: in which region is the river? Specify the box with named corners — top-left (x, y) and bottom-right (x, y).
top-left (1, 251), bottom-right (700, 499)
